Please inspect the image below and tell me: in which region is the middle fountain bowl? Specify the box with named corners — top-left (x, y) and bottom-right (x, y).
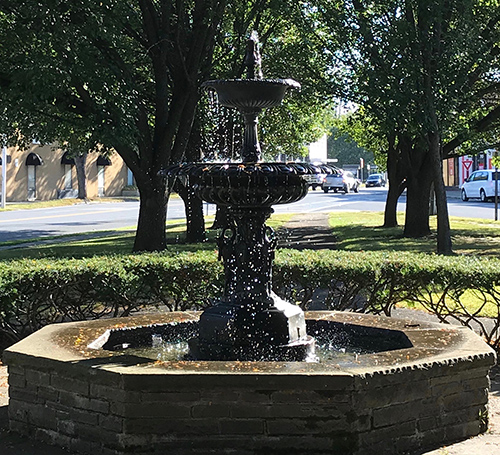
top-left (171, 161), bottom-right (321, 207)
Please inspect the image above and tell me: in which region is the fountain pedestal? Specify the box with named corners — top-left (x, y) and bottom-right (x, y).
top-left (195, 298), bottom-right (314, 361)
top-left (193, 206), bottom-right (314, 361)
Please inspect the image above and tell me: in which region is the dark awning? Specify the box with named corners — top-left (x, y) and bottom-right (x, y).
top-left (0, 155), bottom-right (10, 165)
top-left (61, 151), bottom-right (75, 165)
top-left (25, 152), bottom-right (43, 166)
top-left (96, 155), bottom-right (111, 166)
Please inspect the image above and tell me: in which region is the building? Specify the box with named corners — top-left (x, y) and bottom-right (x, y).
top-left (307, 134), bottom-right (328, 163)
top-left (0, 143), bottom-right (133, 202)
top-left (443, 150), bottom-right (498, 188)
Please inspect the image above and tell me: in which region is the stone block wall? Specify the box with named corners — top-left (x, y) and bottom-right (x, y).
top-left (5, 353), bottom-right (494, 455)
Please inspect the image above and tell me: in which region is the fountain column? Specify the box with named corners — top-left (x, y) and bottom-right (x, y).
top-left (241, 110), bottom-right (261, 163)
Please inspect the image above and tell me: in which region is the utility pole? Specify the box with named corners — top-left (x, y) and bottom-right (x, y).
top-left (1, 145), bottom-right (6, 209)
top-left (494, 151), bottom-right (499, 221)
top-left (495, 165), bottom-right (498, 221)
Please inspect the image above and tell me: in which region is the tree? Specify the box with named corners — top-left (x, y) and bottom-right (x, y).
top-left (327, 125), bottom-right (374, 169)
top-left (312, 0), bottom-right (500, 254)
top-left (334, 111), bottom-right (407, 228)
top-left (0, 1), bottom-right (337, 249)
top-left (0, 0), bottom-right (227, 251)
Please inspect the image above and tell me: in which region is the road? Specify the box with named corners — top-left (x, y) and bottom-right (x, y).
top-left (0, 187), bottom-right (498, 244)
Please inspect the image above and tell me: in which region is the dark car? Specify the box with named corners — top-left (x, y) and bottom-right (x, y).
top-left (365, 174), bottom-right (386, 187)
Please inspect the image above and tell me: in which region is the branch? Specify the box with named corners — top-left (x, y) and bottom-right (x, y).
top-left (443, 103), bottom-right (500, 157)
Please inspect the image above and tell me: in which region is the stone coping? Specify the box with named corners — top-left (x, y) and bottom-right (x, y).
top-left (4, 311), bottom-right (496, 379)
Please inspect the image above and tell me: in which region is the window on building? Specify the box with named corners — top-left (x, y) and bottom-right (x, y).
top-left (61, 152), bottom-right (75, 191)
top-left (96, 155), bottom-right (111, 197)
top-left (25, 153), bottom-right (43, 201)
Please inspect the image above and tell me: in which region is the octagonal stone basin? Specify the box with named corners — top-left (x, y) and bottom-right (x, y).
top-left (3, 311), bottom-right (496, 455)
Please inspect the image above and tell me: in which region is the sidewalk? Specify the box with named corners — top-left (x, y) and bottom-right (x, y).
top-left (0, 210), bottom-right (499, 454)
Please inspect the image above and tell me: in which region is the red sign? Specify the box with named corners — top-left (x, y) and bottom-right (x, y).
top-left (462, 159), bottom-right (473, 182)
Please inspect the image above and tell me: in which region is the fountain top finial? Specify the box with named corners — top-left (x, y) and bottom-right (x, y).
top-left (244, 31), bottom-right (263, 80)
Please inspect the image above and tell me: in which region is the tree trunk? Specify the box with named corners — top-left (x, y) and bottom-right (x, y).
top-left (133, 176), bottom-right (168, 252)
top-left (429, 131), bottom-right (453, 254)
top-left (384, 183), bottom-right (403, 227)
top-left (178, 115), bottom-right (206, 243)
top-left (174, 179), bottom-right (206, 243)
top-left (74, 153), bottom-right (87, 200)
top-left (185, 191), bottom-right (206, 243)
top-left (404, 151), bottom-right (433, 238)
top-left (383, 135), bottom-right (402, 227)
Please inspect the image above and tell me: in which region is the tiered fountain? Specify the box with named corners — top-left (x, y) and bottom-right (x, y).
top-left (166, 31), bottom-right (317, 361)
top-left (3, 33), bottom-right (496, 455)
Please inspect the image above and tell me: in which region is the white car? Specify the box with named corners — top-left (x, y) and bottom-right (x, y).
top-left (322, 170), bottom-right (360, 193)
top-left (303, 173), bottom-right (326, 190)
top-left (460, 169), bottom-right (500, 202)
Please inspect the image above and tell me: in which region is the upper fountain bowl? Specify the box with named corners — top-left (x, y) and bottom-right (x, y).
top-left (202, 79), bottom-right (300, 111)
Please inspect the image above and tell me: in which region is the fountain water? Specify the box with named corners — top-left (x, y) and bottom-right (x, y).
top-left (3, 33), bottom-right (496, 455)
top-left (166, 32), bottom-right (319, 361)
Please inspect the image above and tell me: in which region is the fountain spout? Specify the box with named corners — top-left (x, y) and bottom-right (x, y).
top-left (244, 31), bottom-right (263, 80)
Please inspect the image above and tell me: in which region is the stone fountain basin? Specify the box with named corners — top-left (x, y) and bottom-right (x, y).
top-left (3, 311), bottom-right (496, 455)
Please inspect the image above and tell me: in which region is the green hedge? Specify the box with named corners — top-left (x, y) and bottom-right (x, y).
top-left (1, 250), bottom-right (500, 350)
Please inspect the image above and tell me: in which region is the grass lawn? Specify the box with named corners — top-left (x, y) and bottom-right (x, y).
top-left (0, 214), bottom-right (294, 259)
top-left (329, 211), bottom-right (500, 256)
top-left (2, 210), bottom-right (500, 259)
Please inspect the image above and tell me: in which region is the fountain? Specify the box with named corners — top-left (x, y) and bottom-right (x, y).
top-left (167, 31), bottom-right (317, 362)
top-left (3, 33), bottom-right (496, 455)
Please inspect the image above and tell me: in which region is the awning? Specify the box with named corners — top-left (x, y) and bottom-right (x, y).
top-left (96, 155), bottom-right (111, 166)
top-left (25, 152), bottom-right (43, 166)
top-left (61, 152), bottom-right (75, 165)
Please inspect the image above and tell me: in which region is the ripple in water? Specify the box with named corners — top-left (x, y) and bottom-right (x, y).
top-left (122, 335), bottom-right (373, 363)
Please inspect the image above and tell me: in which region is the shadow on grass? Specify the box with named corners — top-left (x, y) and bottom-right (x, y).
top-left (332, 223), bottom-right (438, 253)
top-left (0, 229), bottom-right (220, 260)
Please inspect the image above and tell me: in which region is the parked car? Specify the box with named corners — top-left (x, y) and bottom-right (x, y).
top-left (460, 169), bottom-right (500, 202)
top-left (303, 173), bottom-right (326, 190)
top-left (322, 170), bottom-right (360, 193)
top-left (365, 173), bottom-right (386, 187)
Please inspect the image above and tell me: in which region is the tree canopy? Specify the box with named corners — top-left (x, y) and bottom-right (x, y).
top-left (0, 0), bottom-right (336, 250)
top-left (327, 123), bottom-right (374, 169)
top-left (308, 0), bottom-right (500, 253)
top-left (1, 0), bottom-right (230, 251)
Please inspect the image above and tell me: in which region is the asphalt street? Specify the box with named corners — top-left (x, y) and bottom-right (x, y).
top-left (0, 187), bottom-right (498, 244)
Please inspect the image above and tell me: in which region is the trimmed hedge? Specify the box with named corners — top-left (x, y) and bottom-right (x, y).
top-left (1, 250), bottom-right (500, 350)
